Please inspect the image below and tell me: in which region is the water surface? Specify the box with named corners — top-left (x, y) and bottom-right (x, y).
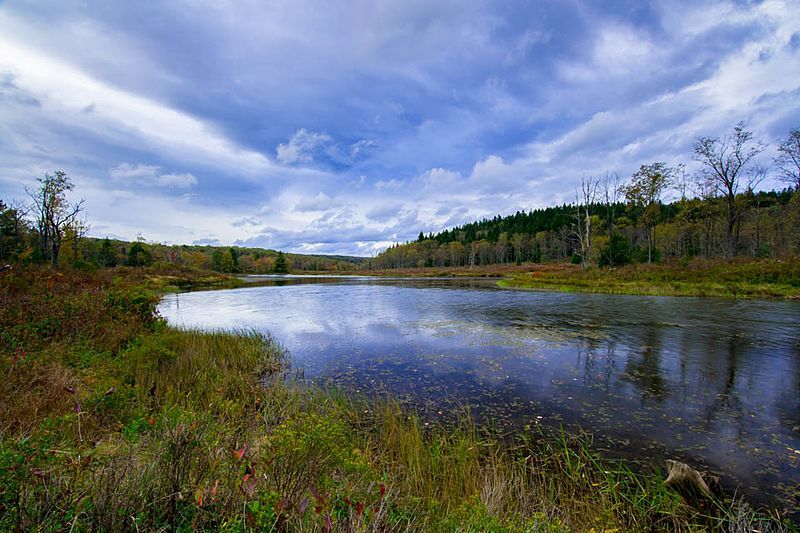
top-left (158, 276), bottom-right (800, 513)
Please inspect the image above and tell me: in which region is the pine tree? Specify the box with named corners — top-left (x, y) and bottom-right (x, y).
top-left (99, 238), bottom-right (117, 267)
top-left (229, 247), bottom-right (240, 272)
top-left (127, 241), bottom-right (152, 267)
top-left (273, 251), bottom-right (289, 273)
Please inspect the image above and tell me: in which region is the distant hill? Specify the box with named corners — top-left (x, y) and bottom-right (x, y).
top-left (72, 237), bottom-right (368, 273)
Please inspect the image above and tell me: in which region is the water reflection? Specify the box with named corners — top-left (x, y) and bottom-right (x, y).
top-left (623, 323), bottom-right (668, 400)
top-left (159, 277), bottom-right (800, 513)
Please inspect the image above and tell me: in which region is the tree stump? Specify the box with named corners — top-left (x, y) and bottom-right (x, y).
top-left (664, 459), bottom-right (721, 506)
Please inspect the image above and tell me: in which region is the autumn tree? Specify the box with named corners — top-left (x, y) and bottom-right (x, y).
top-left (211, 248), bottom-right (235, 272)
top-left (26, 171), bottom-right (85, 266)
top-left (0, 199), bottom-right (31, 262)
top-left (60, 216), bottom-right (90, 265)
top-left (623, 162), bottom-right (673, 263)
top-left (694, 122), bottom-right (764, 257)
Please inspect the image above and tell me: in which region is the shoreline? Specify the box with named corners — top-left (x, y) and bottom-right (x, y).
top-left (130, 257), bottom-right (800, 300)
top-left (339, 259), bottom-right (800, 299)
top-left (1, 267), bottom-right (795, 529)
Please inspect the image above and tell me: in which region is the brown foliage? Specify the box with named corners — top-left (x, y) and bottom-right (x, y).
top-left (0, 358), bottom-right (77, 435)
top-left (0, 267), bottom-right (156, 436)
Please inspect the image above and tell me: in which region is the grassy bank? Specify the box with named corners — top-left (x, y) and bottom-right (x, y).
top-left (0, 268), bottom-right (792, 530)
top-left (136, 263), bottom-right (246, 292)
top-left (498, 259), bottom-right (800, 299)
top-left (351, 264), bottom-right (535, 278)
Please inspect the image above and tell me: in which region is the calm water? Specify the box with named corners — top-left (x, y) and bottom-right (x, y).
top-left (158, 276), bottom-right (800, 513)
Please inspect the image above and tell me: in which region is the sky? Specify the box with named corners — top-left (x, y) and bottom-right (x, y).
top-left (1, 0), bottom-right (799, 256)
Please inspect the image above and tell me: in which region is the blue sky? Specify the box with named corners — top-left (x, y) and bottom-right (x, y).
top-left (1, 0), bottom-right (799, 256)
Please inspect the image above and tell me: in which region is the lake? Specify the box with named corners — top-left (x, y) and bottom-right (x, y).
top-left (158, 276), bottom-right (800, 513)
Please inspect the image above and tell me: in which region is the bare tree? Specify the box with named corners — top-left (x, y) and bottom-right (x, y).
top-left (574, 175), bottom-right (598, 269)
top-left (774, 127), bottom-right (800, 191)
top-left (26, 171), bottom-right (85, 267)
top-left (745, 162), bottom-right (768, 193)
top-left (694, 122), bottom-right (764, 258)
top-left (673, 163), bottom-right (690, 200)
top-left (601, 172), bottom-right (622, 242)
top-left (468, 241), bottom-right (477, 268)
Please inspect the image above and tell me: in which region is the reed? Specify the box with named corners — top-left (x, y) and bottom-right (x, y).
top-left (0, 268), bottom-right (793, 530)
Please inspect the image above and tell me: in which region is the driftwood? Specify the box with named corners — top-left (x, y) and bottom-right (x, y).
top-left (664, 459), bottom-right (721, 506)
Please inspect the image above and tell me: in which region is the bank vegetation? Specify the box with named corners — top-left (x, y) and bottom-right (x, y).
top-left (0, 267), bottom-right (793, 530)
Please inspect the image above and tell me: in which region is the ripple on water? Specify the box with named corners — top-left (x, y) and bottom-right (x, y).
top-left (158, 279), bottom-right (800, 513)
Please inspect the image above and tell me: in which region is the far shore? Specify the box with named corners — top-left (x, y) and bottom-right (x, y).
top-left (225, 258), bottom-right (800, 300)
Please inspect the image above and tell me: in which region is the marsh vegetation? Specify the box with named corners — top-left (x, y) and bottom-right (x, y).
top-left (2, 268), bottom-right (795, 530)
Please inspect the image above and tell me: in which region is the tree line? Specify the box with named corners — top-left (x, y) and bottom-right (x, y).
top-left (0, 173), bottom-right (362, 273)
top-left (372, 124), bottom-right (800, 269)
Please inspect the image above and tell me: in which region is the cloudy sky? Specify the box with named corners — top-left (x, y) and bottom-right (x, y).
top-left (1, 1), bottom-right (799, 256)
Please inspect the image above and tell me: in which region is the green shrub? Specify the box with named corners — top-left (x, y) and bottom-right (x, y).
top-left (598, 233), bottom-right (632, 267)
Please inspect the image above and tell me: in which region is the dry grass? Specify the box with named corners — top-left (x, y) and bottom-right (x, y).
top-left (500, 258), bottom-right (800, 298)
top-left (0, 267), bottom-right (794, 531)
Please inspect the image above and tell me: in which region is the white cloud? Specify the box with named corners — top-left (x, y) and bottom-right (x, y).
top-left (0, 38), bottom-right (275, 176)
top-left (421, 167), bottom-right (462, 189)
top-left (469, 155), bottom-right (532, 188)
top-left (109, 162), bottom-right (159, 182)
top-left (350, 139), bottom-right (376, 157)
top-left (520, 0), bottom-right (800, 184)
top-left (374, 178), bottom-right (404, 191)
top-left (276, 128), bottom-right (332, 164)
top-left (77, 179), bottom-right (245, 244)
top-left (110, 163), bottom-right (198, 188)
top-left (592, 25), bottom-right (658, 76)
top-left (418, 157), bottom-right (534, 195)
top-left (158, 172), bottom-right (198, 188)
top-left (365, 203), bottom-right (407, 223)
top-left (294, 192), bottom-right (340, 212)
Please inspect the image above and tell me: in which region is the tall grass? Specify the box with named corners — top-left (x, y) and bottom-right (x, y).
top-left (0, 268), bottom-right (794, 530)
top-left (500, 258), bottom-right (800, 298)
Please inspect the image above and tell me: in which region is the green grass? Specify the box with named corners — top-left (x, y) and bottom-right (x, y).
top-left (499, 258), bottom-right (800, 299)
top-left (0, 267), bottom-right (794, 530)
